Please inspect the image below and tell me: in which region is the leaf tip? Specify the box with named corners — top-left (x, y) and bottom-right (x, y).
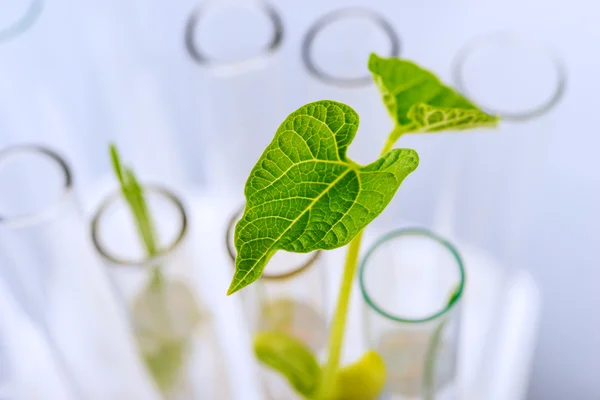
top-left (226, 280), bottom-right (240, 296)
top-left (109, 143), bottom-right (125, 183)
top-left (368, 52), bottom-right (383, 71)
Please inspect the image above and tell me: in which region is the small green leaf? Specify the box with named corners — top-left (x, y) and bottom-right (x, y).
top-left (109, 144), bottom-right (159, 258)
top-left (228, 101), bottom-right (419, 294)
top-left (333, 351), bottom-right (387, 400)
top-left (125, 167), bottom-right (158, 256)
top-left (254, 331), bottom-right (321, 398)
top-left (109, 144), bottom-right (125, 186)
top-left (368, 53), bottom-right (499, 143)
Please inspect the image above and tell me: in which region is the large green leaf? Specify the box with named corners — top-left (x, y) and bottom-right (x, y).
top-left (228, 101), bottom-right (419, 294)
top-left (254, 331), bottom-right (321, 398)
top-left (368, 53), bottom-right (499, 143)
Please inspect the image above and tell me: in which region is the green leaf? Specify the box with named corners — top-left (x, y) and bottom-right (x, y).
top-left (254, 331), bottom-right (321, 398)
top-left (109, 144), bottom-right (126, 187)
top-left (333, 351), bottom-right (387, 400)
top-left (368, 53), bottom-right (499, 144)
top-left (109, 144), bottom-right (158, 258)
top-left (228, 101), bottom-right (419, 294)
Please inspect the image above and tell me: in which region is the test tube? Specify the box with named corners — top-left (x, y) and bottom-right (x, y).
top-left (447, 31), bottom-right (566, 396)
top-left (448, 32), bottom-right (566, 263)
top-left (91, 184), bottom-right (232, 399)
top-left (0, 145), bottom-right (158, 399)
top-left (226, 205), bottom-right (328, 400)
top-left (360, 228), bottom-right (465, 400)
top-left (184, 0), bottom-right (285, 194)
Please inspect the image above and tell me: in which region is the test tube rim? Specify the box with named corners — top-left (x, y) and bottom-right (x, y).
top-left (359, 227), bottom-right (465, 324)
top-left (225, 204), bottom-right (322, 281)
top-left (451, 30), bottom-right (567, 122)
top-left (90, 185), bottom-right (189, 268)
top-left (184, 0), bottom-right (284, 75)
top-left (0, 144), bottom-right (73, 228)
top-left (301, 7), bottom-right (401, 88)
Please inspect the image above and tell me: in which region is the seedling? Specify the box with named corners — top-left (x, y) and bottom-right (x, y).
top-left (229, 53), bottom-right (498, 399)
top-left (110, 145), bottom-right (202, 393)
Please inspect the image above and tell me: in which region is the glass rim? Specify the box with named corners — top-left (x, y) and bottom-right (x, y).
top-left (0, 0), bottom-right (43, 42)
top-left (90, 185), bottom-right (188, 267)
top-left (225, 204), bottom-right (321, 281)
top-left (359, 227), bottom-right (465, 324)
top-left (301, 7), bottom-right (401, 88)
top-left (0, 144), bottom-right (73, 228)
top-left (451, 30), bottom-right (567, 122)
top-left (184, 0), bottom-right (284, 75)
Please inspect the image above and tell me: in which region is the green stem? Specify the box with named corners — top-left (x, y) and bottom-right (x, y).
top-left (316, 129), bottom-right (401, 399)
top-left (317, 230), bottom-right (364, 399)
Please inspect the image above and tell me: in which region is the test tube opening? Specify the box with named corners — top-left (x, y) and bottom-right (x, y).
top-left (360, 228), bottom-right (465, 324)
top-left (301, 7), bottom-right (401, 88)
top-left (452, 31), bottom-right (567, 122)
top-left (185, 0), bottom-right (284, 76)
top-left (91, 185), bottom-right (188, 268)
top-left (0, 145), bottom-right (72, 228)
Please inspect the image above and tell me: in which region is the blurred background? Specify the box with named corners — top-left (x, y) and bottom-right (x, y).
top-left (0, 0), bottom-right (599, 399)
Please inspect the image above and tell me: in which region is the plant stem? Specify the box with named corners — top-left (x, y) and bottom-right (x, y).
top-left (316, 135), bottom-right (399, 399)
top-left (317, 230), bottom-right (364, 399)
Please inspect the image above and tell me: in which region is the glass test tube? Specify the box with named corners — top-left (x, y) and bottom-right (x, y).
top-left (301, 7), bottom-right (400, 167)
top-left (447, 31), bottom-right (566, 396)
top-left (360, 228), bottom-right (465, 400)
top-left (226, 205), bottom-right (328, 400)
top-left (91, 185), bottom-right (231, 399)
top-left (184, 0), bottom-right (285, 193)
top-left (448, 31), bottom-right (566, 251)
top-left (0, 145), bottom-right (157, 399)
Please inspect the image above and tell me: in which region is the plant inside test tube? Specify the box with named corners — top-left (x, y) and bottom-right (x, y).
top-left (227, 53), bottom-right (499, 399)
top-left (110, 145), bottom-right (202, 393)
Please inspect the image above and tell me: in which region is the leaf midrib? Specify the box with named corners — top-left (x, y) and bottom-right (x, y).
top-left (248, 159), bottom-right (348, 206)
top-left (231, 167), bottom-right (355, 294)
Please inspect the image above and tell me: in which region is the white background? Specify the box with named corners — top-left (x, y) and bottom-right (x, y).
top-left (0, 0), bottom-right (599, 399)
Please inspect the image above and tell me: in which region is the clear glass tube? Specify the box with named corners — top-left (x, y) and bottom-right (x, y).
top-left (226, 205), bottom-right (328, 400)
top-left (445, 31), bottom-right (565, 396)
top-left (452, 31), bottom-right (566, 122)
top-left (183, 0), bottom-right (285, 191)
top-left (0, 144), bottom-right (155, 399)
top-left (91, 185), bottom-right (231, 400)
top-left (359, 228), bottom-right (465, 400)
top-left (447, 32), bottom-right (566, 250)
top-left (444, 31), bottom-right (568, 264)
